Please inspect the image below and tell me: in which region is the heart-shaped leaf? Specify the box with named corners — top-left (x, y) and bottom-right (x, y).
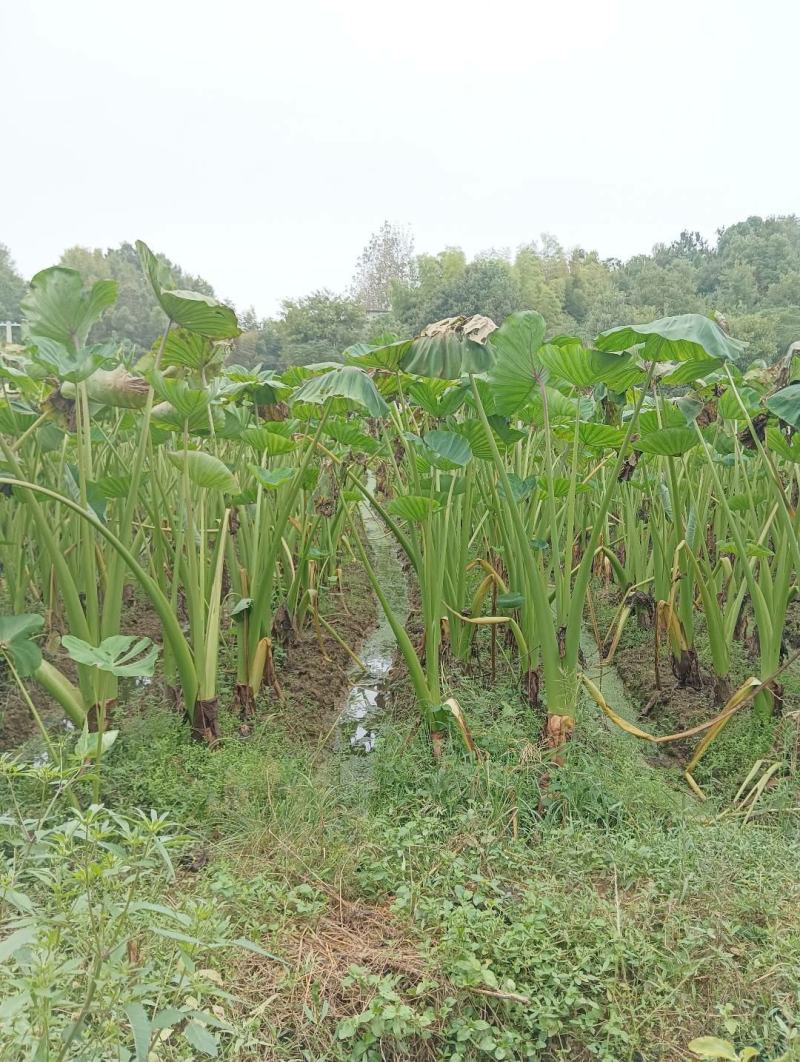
top-left (596, 313), bottom-right (745, 362)
top-left (766, 425), bottom-right (800, 463)
top-left (537, 476), bottom-right (591, 499)
top-left (400, 332), bottom-right (494, 380)
top-left (344, 338), bottom-right (412, 371)
top-left (136, 241), bottom-right (240, 338)
top-left (405, 378), bottom-right (463, 418)
top-left (522, 387), bottom-right (587, 427)
top-left (28, 336), bottom-right (117, 383)
top-left (291, 365), bottom-right (388, 418)
top-left (538, 341), bottom-right (644, 390)
top-left (160, 290), bottom-right (240, 339)
top-left (506, 473), bottom-right (537, 501)
top-left (419, 430), bottom-right (472, 469)
top-left (637, 402), bottom-right (686, 434)
top-left (0, 399), bottom-right (39, 436)
top-left (486, 311), bottom-right (546, 414)
top-left (718, 386), bottom-right (761, 422)
top-left (249, 465), bottom-right (295, 490)
top-left (451, 419), bottom-right (518, 461)
top-left (574, 422), bottom-right (626, 451)
top-left (162, 329), bottom-right (223, 371)
top-left (323, 419), bottom-right (378, 454)
top-left (96, 474), bottom-right (134, 499)
top-left (635, 427), bottom-right (699, 457)
top-left (660, 358), bottom-right (723, 386)
top-left (61, 634), bottom-right (159, 677)
top-left (766, 383), bottom-right (800, 429)
top-left (241, 426), bottom-right (297, 455)
top-left (22, 267), bottom-right (117, 351)
top-left (167, 451), bottom-right (238, 493)
top-left (152, 373), bottom-right (211, 419)
top-left (386, 494), bottom-right (442, 521)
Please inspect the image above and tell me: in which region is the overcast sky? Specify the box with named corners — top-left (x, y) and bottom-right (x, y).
top-left (3, 0), bottom-right (798, 316)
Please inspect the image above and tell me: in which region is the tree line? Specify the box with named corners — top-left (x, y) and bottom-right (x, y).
top-left (2, 215), bottom-right (800, 367)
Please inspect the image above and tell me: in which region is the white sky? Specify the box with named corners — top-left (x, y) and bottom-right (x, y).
top-left (2, 0), bottom-right (798, 316)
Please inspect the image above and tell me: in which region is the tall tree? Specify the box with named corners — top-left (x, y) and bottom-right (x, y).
top-left (352, 222), bottom-right (416, 313)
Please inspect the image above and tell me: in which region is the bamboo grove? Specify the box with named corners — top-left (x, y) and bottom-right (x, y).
top-left (1, 242), bottom-right (799, 795)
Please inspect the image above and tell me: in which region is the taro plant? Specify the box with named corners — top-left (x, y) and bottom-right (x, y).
top-left (0, 477), bottom-right (231, 746)
top-left (474, 312), bottom-right (743, 744)
top-left (465, 312), bottom-right (654, 744)
top-left (2, 238), bottom-right (797, 800)
top-left (60, 633), bottom-right (158, 798)
top-left (1, 267), bottom-right (120, 716)
top-left (228, 365), bottom-right (388, 715)
top-left (0, 245), bottom-right (242, 740)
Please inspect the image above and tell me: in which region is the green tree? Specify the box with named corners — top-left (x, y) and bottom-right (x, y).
top-left (715, 215), bottom-right (800, 297)
top-left (727, 311), bottom-right (780, 364)
top-left (764, 270), bottom-right (800, 308)
top-left (729, 307), bottom-right (800, 365)
top-left (391, 248), bottom-right (468, 334)
top-left (513, 244), bottom-right (567, 331)
top-left (391, 250), bottom-right (521, 333)
top-left (617, 256), bottom-right (704, 317)
top-left (59, 243), bottom-right (216, 351)
top-left (34, 213), bottom-right (800, 371)
top-left (582, 289), bottom-right (643, 338)
top-left (563, 249), bottom-right (615, 324)
top-left (0, 244), bottom-right (27, 325)
top-left (276, 290), bottom-right (366, 367)
top-left (255, 320), bottom-right (284, 370)
top-left (652, 230), bottom-right (710, 266)
top-left (454, 256), bottom-right (522, 323)
top-left (717, 260), bottom-right (759, 313)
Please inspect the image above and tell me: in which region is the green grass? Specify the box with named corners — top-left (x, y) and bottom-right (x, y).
top-left (4, 584), bottom-right (798, 1059)
top-left (80, 663), bottom-right (800, 1061)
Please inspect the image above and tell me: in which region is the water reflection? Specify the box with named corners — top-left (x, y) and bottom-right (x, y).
top-left (339, 493), bottom-right (410, 755)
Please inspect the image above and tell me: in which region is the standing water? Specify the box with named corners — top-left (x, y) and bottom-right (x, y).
top-left (339, 495), bottom-right (410, 753)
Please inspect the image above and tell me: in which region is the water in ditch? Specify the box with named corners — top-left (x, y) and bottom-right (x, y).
top-left (338, 497), bottom-right (410, 754)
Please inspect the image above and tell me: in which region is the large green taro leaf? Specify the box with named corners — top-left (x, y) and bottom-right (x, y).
top-left (595, 313), bottom-right (744, 362)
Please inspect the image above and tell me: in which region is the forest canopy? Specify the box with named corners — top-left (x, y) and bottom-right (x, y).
top-left (2, 214), bottom-right (800, 368)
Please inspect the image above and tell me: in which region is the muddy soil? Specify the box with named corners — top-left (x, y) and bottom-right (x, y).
top-left (266, 559), bottom-right (377, 743)
top-left (785, 599), bottom-right (800, 649)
